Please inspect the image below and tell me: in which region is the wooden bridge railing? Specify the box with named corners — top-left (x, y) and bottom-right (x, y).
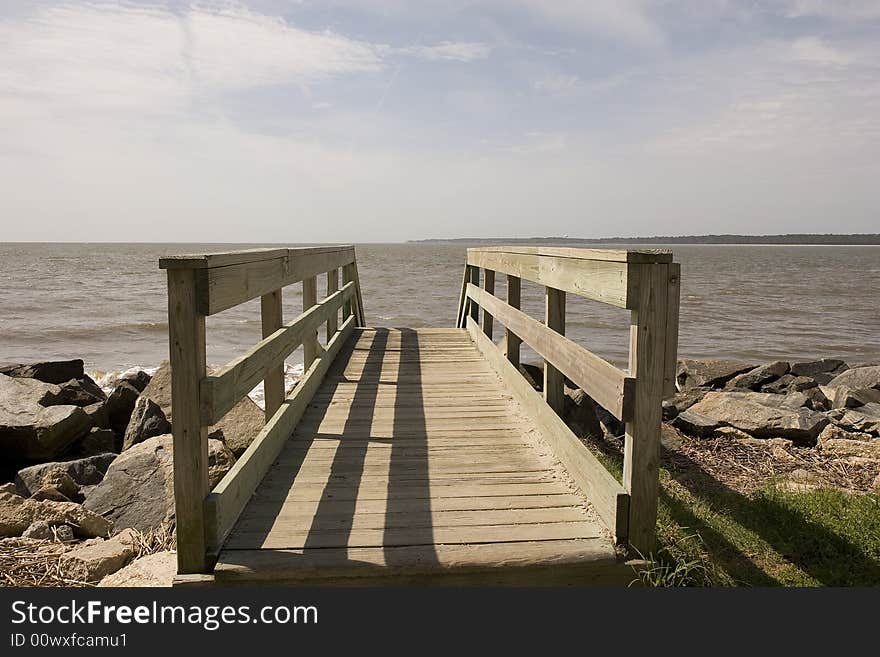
top-left (159, 246), bottom-right (365, 574)
top-left (457, 246), bottom-right (680, 553)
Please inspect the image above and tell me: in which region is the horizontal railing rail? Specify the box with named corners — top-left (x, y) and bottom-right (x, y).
top-left (160, 246), bottom-right (365, 574)
top-left (458, 246), bottom-right (680, 553)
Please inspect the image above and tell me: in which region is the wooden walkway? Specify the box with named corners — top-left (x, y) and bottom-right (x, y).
top-left (213, 328), bottom-right (620, 585)
top-left (160, 246), bottom-right (679, 585)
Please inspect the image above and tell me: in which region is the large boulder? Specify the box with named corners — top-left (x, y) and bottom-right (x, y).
top-left (0, 375), bottom-right (91, 460)
top-left (99, 551), bottom-right (176, 587)
top-left (827, 403), bottom-right (880, 436)
top-left (144, 361), bottom-right (263, 457)
top-left (671, 409), bottom-right (720, 437)
top-left (105, 381), bottom-right (140, 435)
top-left (0, 491), bottom-right (112, 538)
top-left (52, 376), bottom-right (107, 407)
top-left (790, 359), bottom-right (848, 384)
top-left (830, 386), bottom-right (880, 410)
top-left (71, 428), bottom-right (117, 457)
top-left (15, 453), bottom-right (116, 497)
top-left (687, 391), bottom-right (828, 442)
top-left (828, 366), bottom-right (880, 391)
top-left (762, 375), bottom-right (818, 394)
top-left (83, 434), bottom-right (235, 533)
top-left (122, 397), bottom-right (170, 451)
top-left (563, 388), bottom-right (602, 439)
top-left (662, 387), bottom-right (708, 420)
top-left (725, 361), bottom-right (790, 391)
top-left (120, 370), bottom-right (152, 393)
top-left (676, 359), bottom-right (755, 390)
top-left (0, 373), bottom-right (65, 407)
top-left (61, 529), bottom-right (139, 583)
top-left (0, 359), bottom-right (84, 384)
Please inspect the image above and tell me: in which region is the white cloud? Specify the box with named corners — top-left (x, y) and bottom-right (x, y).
top-left (512, 0), bottom-right (663, 45)
top-left (0, 3), bottom-right (385, 113)
top-left (534, 73), bottom-right (580, 94)
top-left (782, 0), bottom-right (880, 21)
top-left (403, 41), bottom-right (492, 62)
top-left (789, 37), bottom-right (854, 66)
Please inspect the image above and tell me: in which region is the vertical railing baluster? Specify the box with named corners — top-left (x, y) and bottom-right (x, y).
top-left (261, 289), bottom-right (284, 419)
top-left (544, 286), bottom-right (566, 415)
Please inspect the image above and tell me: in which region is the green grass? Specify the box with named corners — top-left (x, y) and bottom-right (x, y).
top-left (591, 443), bottom-right (880, 586)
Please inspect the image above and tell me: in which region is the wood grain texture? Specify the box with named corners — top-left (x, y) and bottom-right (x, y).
top-left (200, 282), bottom-right (355, 425)
top-left (166, 268), bottom-right (209, 574)
top-left (302, 276), bottom-right (319, 369)
top-left (466, 284), bottom-right (633, 421)
top-left (482, 269), bottom-right (495, 339)
top-left (469, 246), bottom-right (672, 264)
top-left (623, 264), bottom-right (669, 554)
top-left (196, 247), bottom-right (355, 315)
top-left (205, 317), bottom-right (355, 552)
top-left (467, 317), bottom-right (629, 541)
top-left (213, 327), bottom-right (620, 584)
top-left (467, 249), bottom-right (635, 309)
top-left (260, 289), bottom-right (284, 420)
top-left (326, 268), bottom-right (339, 342)
top-left (505, 274), bottom-right (521, 368)
top-left (544, 286), bottom-right (565, 416)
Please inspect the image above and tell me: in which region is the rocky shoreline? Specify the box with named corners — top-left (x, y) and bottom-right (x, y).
top-left (1, 354), bottom-right (879, 586)
top-left (0, 359), bottom-right (265, 586)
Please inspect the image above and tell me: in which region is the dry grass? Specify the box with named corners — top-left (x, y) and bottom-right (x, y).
top-left (0, 522), bottom-right (176, 588)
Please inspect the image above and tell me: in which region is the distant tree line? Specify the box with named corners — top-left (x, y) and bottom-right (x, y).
top-left (410, 234), bottom-right (880, 245)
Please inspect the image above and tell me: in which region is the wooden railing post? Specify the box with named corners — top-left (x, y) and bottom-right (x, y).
top-left (623, 263), bottom-right (669, 554)
top-left (482, 269), bottom-right (494, 339)
top-left (505, 275), bottom-right (521, 368)
top-left (326, 268), bottom-right (339, 340)
top-left (468, 267), bottom-right (480, 324)
top-left (303, 276), bottom-right (319, 369)
top-left (342, 264), bottom-right (353, 322)
top-left (544, 287), bottom-right (565, 415)
top-left (260, 289), bottom-right (284, 420)
top-left (166, 268), bottom-right (209, 574)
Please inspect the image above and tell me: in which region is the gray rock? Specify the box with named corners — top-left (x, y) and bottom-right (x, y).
top-left (830, 386), bottom-right (880, 409)
top-left (121, 370), bottom-right (152, 393)
top-left (687, 391), bottom-right (829, 442)
top-left (144, 361), bottom-right (262, 457)
top-left (0, 491), bottom-right (113, 538)
top-left (0, 375), bottom-right (91, 460)
top-left (0, 359), bottom-right (84, 384)
top-left (83, 402), bottom-right (109, 429)
top-left (726, 361), bottom-right (790, 391)
top-left (22, 520), bottom-right (55, 540)
top-left (71, 428), bottom-right (117, 457)
top-left (676, 359), bottom-right (756, 390)
top-left (671, 409), bottom-right (720, 437)
top-left (562, 388), bottom-right (602, 439)
top-left (83, 434), bottom-right (234, 533)
top-left (122, 397), bottom-right (170, 451)
top-left (139, 362), bottom-right (172, 417)
top-left (827, 403), bottom-right (880, 436)
top-left (0, 483), bottom-right (17, 495)
top-left (762, 375), bottom-right (818, 394)
top-left (518, 363), bottom-right (543, 392)
top-left (105, 381), bottom-right (140, 434)
top-left (662, 387), bottom-right (708, 420)
top-left (54, 525), bottom-right (75, 542)
top-left (817, 423), bottom-right (873, 444)
top-left (791, 359), bottom-right (848, 385)
top-left (207, 396), bottom-right (266, 457)
top-left (802, 386), bottom-right (831, 411)
top-left (0, 373), bottom-right (65, 407)
top-left (828, 365), bottom-right (880, 391)
top-left (53, 376), bottom-right (107, 407)
top-left (15, 454), bottom-right (116, 497)
top-left (99, 551), bottom-right (176, 587)
top-left (29, 487), bottom-right (73, 503)
top-left (61, 529), bottom-right (139, 583)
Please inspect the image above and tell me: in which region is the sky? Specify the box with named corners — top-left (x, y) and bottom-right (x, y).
top-left (1, 1), bottom-right (878, 242)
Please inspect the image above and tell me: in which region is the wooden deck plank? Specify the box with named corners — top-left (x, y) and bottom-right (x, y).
top-left (215, 327), bottom-right (618, 583)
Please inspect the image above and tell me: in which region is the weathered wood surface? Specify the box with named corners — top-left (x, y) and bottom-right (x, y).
top-left (466, 284), bottom-right (634, 421)
top-left (200, 282), bottom-right (355, 425)
top-left (205, 317), bottom-right (355, 552)
top-left (467, 249), bottom-right (636, 309)
top-left (167, 269), bottom-right (209, 574)
top-left (260, 289), bottom-right (284, 420)
top-left (189, 246), bottom-right (356, 315)
top-left (213, 327), bottom-right (618, 584)
top-left (466, 317), bottom-right (629, 541)
top-left (471, 246), bottom-right (672, 264)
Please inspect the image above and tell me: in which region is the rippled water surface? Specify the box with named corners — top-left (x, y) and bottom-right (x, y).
top-left (1, 243), bottom-right (878, 372)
